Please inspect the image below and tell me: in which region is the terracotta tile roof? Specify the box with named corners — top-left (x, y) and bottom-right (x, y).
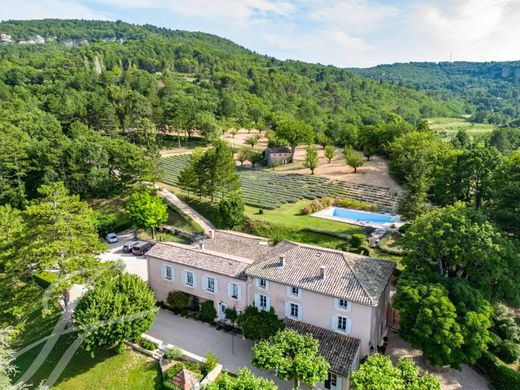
top-left (146, 242), bottom-right (251, 279)
top-left (246, 241), bottom-right (395, 306)
top-left (202, 230), bottom-right (272, 261)
top-left (171, 368), bottom-right (199, 390)
top-left (284, 319), bottom-right (360, 377)
top-left (265, 147), bottom-right (291, 154)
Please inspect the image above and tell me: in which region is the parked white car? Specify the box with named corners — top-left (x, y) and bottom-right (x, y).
top-left (105, 232), bottom-right (118, 243)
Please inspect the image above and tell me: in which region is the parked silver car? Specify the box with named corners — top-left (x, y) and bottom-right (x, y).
top-left (122, 240), bottom-right (140, 253)
top-left (105, 232), bottom-right (118, 243)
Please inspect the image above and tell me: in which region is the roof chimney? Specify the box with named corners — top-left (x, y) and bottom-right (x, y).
top-left (278, 255), bottom-right (285, 268)
top-left (320, 265), bottom-right (326, 280)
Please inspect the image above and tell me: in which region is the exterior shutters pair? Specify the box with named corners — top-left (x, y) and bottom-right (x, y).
top-left (333, 298), bottom-right (352, 312)
top-left (331, 315), bottom-right (352, 335)
top-left (254, 293), bottom-right (270, 310)
top-left (285, 302), bottom-right (302, 321)
top-left (286, 286), bottom-right (302, 298)
top-left (181, 271), bottom-right (197, 288)
top-left (227, 283), bottom-right (241, 300)
top-left (201, 275), bottom-right (218, 294)
top-left (161, 264), bottom-right (173, 281)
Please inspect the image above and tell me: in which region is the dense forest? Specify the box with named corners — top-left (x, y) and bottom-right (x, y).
top-left (351, 61), bottom-right (520, 126)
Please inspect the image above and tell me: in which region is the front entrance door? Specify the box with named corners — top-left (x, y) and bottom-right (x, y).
top-left (218, 302), bottom-right (227, 321)
top-left (324, 372), bottom-right (339, 390)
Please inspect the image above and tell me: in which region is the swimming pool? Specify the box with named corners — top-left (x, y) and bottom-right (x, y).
top-left (312, 206), bottom-right (400, 227)
top-left (332, 207), bottom-right (396, 223)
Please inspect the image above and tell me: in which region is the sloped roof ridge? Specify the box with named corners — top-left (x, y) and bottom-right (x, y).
top-left (341, 253), bottom-right (375, 305)
top-left (160, 241), bottom-right (255, 264)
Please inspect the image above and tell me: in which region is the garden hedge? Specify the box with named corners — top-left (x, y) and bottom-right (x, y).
top-left (476, 350), bottom-right (520, 390)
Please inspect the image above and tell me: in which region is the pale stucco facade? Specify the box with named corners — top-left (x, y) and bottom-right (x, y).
top-left (248, 277), bottom-right (390, 359)
top-left (147, 258), bottom-right (249, 320)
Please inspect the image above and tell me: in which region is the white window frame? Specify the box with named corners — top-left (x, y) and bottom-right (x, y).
top-left (290, 303), bottom-right (299, 318)
top-left (334, 298), bottom-right (352, 312)
top-left (287, 286), bottom-right (302, 299)
top-left (259, 294), bottom-right (268, 309)
top-left (206, 276), bottom-right (215, 293)
top-left (184, 270), bottom-right (195, 288)
top-left (228, 282), bottom-right (240, 300)
top-left (257, 278), bottom-right (269, 290)
top-left (285, 301), bottom-right (302, 320)
top-left (255, 293), bottom-right (270, 311)
top-left (161, 264), bottom-right (174, 282)
top-left (331, 314), bottom-right (352, 335)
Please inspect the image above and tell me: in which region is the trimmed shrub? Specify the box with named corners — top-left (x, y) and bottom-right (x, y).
top-left (495, 339), bottom-right (520, 364)
top-left (301, 199), bottom-right (323, 215)
top-left (164, 346), bottom-right (183, 361)
top-left (190, 296), bottom-right (200, 313)
top-left (350, 233), bottom-right (367, 248)
top-left (477, 350), bottom-right (520, 390)
top-left (334, 198), bottom-right (379, 211)
top-left (33, 270), bottom-right (58, 288)
top-left (398, 223), bottom-right (410, 234)
top-left (167, 291), bottom-right (190, 314)
top-left (139, 338), bottom-right (156, 351)
top-left (203, 351), bottom-right (219, 375)
top-left (199, 300), bottom-right (217, 323)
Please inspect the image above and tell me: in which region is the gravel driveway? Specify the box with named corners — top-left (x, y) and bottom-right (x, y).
top-left (99, 231), bottom-right (148, 281)
top-left (385, 330), bottom-right (490, 390)
top-left (149, 309), bottom-right (308, 390)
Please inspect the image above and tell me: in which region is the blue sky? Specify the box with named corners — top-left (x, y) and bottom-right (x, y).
top-left (1, 0), bottom-right (519, 67)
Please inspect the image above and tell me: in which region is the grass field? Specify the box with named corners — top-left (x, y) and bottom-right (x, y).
top-left (428, 117), bottom-right (495, 139)
top-left (245, 201), bottom-right (361, 236)
top-left (13, 334), bottom-right (162, 389)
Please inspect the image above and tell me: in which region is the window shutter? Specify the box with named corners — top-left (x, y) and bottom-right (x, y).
top-left (214, 278), bottom-right (219, 294)
top-left (266, 296), bottom-right (271, 310)
top-left (347, 301), bottom-right (352, 312)
top-left (286, 286), bottom-right (291, 296)
top-left (237, 284), bottom-right (241, 300)
top-left (297, 305), bottom-right (302, 320)
top-left (182, 271), bottom-right (187, 285)
top-left (285, 302), bottom-right (290, 317)
top-left (192, 273), bottom-right (197, 288)
top-left (331, 315), bottom-right (337, 331)
top-left (298, 289), bottom-right (302, 299)
top-left (346, 318), bottom-right (352, 335)
top-left (202, 275), bottom-right (207, 290)
top-left (227, 283), bottom-right (233, 298)
top-left (334, 298), bottom-right (339, 309)
top-left (255, 278), bottom-right (259, 288)
top-left (254, 293), bottom-right (260, 307)
top-left (161, 265), bottom-right (166, 279)
top-left (265, 280), bottom-right (269, 290)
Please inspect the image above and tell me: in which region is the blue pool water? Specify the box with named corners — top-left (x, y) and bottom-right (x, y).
top-left (331, 207), bottom-right (396, 224)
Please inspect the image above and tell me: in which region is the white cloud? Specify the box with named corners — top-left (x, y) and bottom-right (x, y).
top-left (309, 0), bottom-right (399, 31)
top-left (0, 0), bottom-right (107, 21)
top-left (322, 29), bottom-right (369, 51)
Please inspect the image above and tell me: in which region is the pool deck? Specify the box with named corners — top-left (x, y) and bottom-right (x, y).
top-left (312, 207), bottom-right (404, 230)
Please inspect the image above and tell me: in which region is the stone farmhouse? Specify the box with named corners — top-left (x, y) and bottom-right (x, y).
top-left (264, 147), bottom-right (292, 166)
top-left (146, 230), bottom-right (395, 390)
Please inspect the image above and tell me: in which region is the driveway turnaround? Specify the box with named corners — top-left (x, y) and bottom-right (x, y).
top-left (99, 231), bottom-right (148, 281)
top-left (149, 309), bottom-right (308, 390)
top-left (385, 330), bottom-right (490, 390)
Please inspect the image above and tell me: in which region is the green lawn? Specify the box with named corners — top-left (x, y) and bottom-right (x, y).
top-left (427, 117), bottom-right (495, 139)
top-left (245, 201), bottom-right (362, 236)
top-left (13, 334), bottom-right (162, 389)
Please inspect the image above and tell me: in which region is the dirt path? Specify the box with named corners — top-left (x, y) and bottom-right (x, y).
top-left (223, 129), bottom-right (403, 193)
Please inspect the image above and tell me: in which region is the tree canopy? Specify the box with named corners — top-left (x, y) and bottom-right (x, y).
top-left (351, 353), bottom-right (440, 390)
top-left (74, 271), bottom-right (158, 353)
top-left (252, 329), bottom-right (329, 389)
